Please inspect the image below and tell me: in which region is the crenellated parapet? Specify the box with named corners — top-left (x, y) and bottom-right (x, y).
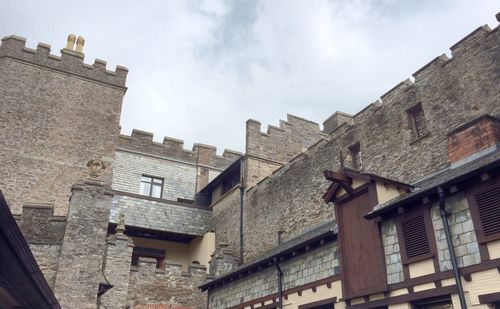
top-left (14, 203), bottom-right (66, 245)
top-left (127, 258), bottom-right (209, 309)
top-left (323, 19), bottom-right (500, 140)
top-left (246, 114), bottom-right (327, 164)
top-left (0, 35), bottom-right (128, 88)
top-left (117, 129), bottom-right (242, 169)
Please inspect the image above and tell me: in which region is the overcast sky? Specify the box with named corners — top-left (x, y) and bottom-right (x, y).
top-left (1, 1), bottom-right (498, 152)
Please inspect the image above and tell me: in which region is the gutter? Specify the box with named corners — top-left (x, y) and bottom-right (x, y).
top-left (438, 186), bottom-right (467, 309)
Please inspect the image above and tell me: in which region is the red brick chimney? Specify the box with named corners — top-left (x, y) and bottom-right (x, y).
top-left (448, 115), bottom-right (500, 164)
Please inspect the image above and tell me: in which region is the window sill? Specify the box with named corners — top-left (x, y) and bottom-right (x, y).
top-left (410, 131), bottom-right (430, 145)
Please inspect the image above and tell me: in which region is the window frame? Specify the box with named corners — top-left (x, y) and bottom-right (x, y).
top-left (467, 177), bottom-right (500, 244)
top-left (395, 204), bottom-right (437, 265)
top-left (349, 142), bottom-right (361, 170)
top-left (140, 174), bottom-right (164, 199)
top-left (407, 103), bottom-right (428, 140)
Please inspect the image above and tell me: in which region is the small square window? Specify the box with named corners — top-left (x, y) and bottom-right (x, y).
top-left (407, 103), bottom-right (427, 139)
top-left (140, 175), bottom-right (163, 198)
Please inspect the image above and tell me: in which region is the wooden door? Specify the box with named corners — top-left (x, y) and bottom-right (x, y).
top-left (336, 188), bottom-right (387, 298)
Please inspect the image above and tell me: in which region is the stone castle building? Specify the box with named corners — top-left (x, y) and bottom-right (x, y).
top-left (0, 12), bottom-right (500, 309)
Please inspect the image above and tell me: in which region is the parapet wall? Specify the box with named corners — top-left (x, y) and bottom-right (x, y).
top-left (127, 258), bottom-right (209, 309)
top-left (0, 35), bottom-right (128, 87)
top-left (118, 129), bottom-right (242, 170)
top-left (239, 18), bottom-right (500, 262)
top-left (14, 203), bottom-right (66, 245)
top-left (14, 203), bottom-right (66, 288)
top-left (246, 114), bottom-right (326, 164)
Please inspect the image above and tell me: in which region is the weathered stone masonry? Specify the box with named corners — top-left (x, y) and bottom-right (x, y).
top-left (237, 24), bottom-right (500, 262)
top-left (0, 35), bottom-right (127, 216)
top-left (209, 241), bottom-right (338, 309)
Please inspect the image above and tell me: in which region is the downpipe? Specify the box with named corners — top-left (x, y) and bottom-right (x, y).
top-left (274, 257), bottom-right (283, 309)
top-left (438, 186), bottom-right (467, 309)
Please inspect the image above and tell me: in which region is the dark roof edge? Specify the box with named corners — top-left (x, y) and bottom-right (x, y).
top-left (199, 221), bottom-right (337, 291)
top-left (0, 191), bottom-right (60, 308)
top-left (198, 157), bottom-right (242, 194)
top-left (365, 156), bottom-right (500, 219)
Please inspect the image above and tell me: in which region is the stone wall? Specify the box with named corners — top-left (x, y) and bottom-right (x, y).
top-left (236, 23), bottom-right (500, 262)
top-left (245, 115), bottom-right (325, 164)
top-left (127, 258), bottom-right (208, 309)
top-left (209, 241), bottom-right (338, 309)
top-left (211, 186), bottom-right (241, 257)
top-left (14, 203), bottom-right (66, 288)
top-left (113, 150), bottom-right (198, 200)
top-left (53, 179), bottom-right (114, 308)
top-left (381, 219), bottom-right (404, 285)
top-left (100, 233), bottom-right (134, 309)
top-left (111, 194), bottom-right (213, 236)
top-left (0, 35), bottom-right (127, 216)
top-left (431, 192), bottom-right (480, 271)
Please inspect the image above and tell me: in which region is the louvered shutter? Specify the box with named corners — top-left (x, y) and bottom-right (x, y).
top-left (475, 186), bottom-right (500, 237)
top-left (401, 215), bottom-right (431, 259)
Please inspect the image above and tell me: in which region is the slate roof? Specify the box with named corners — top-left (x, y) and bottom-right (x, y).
top-left (199, 220), bottom-right (337, 290)
top-left (110, 192), bottom-right (213, 236)
top-left (366, 147), bottom-right (500, 219)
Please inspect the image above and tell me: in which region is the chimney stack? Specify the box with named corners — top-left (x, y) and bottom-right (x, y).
top-left (448, 115), bottom-right (500, 166)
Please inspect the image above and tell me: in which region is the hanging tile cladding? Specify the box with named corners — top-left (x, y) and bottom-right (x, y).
top-left (113, 150), bottom-right (197, 200)
top-left (431, 192), bottom-right (480, 271)
top-left (381, 219), bottom-right (404, 285)
top-left (110, 195), bottom-right (212, 235)
top-left (239, 24), bottom-right (500, 262)
top-left (209, 241), bottom-right (338, 309)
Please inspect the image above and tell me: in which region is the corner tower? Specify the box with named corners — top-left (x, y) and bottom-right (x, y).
top-left (0, 34), bottom-right (128, 216)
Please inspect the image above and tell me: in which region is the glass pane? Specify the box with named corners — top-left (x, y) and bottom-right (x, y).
top-left (141, 176), bottom-right (152, 183)
top-left (140, 182), bottom-right (151, 196)
top-left (151, 184), bottom-right (162, 198)
top-left (153, 178), bottom-right (163, 184)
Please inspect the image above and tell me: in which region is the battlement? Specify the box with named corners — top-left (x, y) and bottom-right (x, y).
top-left (246, 114), bottom-right (325, 163)
top-left (131, 258), bottom-right (209, 278)
top-left (323, 17), bottom-right (500, 138)
top-left (14, 203), bottom-right (67, 245)
top-left (127, 257), bottom-right (209, 308)
top-left (0, 35), bottom-right (128, 88)
top-left (118, 129), bottom-right (242, 169)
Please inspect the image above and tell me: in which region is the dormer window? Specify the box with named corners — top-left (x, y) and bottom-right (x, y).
top-left (407, 103), bottom-right (427, 139)
top-left (140, 175), bottom-right (163, 198)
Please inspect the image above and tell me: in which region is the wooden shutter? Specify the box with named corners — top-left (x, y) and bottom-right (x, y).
top-left (475, 186), bottom-right (500, 238)
top-left (396, 206), bottom-right (436, 264)
top-left (401, 215), bottom-right (431, 259)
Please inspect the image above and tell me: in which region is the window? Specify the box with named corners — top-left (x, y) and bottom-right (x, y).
top-left (349, 142), bottom-right (362, 170)
top-left (140, 175), bottom-right (163, 198)
top-left (468, 180), bottom-right (500, 243)
top-left (396, 205), bottom-right (436, 264)
top-left (407, 103), bottom-right (427, 139)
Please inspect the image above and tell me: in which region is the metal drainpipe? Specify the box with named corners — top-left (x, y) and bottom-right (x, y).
top-left (274, 257), bottom-right (283, 309)
top-left (239, 185), bottom-right (244, 265)
top-left (438, 186), bottom-right (467, 309)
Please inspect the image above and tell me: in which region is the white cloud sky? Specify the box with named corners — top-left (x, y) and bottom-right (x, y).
top-left (1, 0), bottom-right (498, 152)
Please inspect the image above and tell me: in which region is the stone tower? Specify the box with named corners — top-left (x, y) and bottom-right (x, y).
top-left (0, 34), bottom-right (128, 308)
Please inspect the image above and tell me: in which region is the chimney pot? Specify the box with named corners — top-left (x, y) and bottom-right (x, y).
top-left (66, 34), bottom-right (76, 50)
